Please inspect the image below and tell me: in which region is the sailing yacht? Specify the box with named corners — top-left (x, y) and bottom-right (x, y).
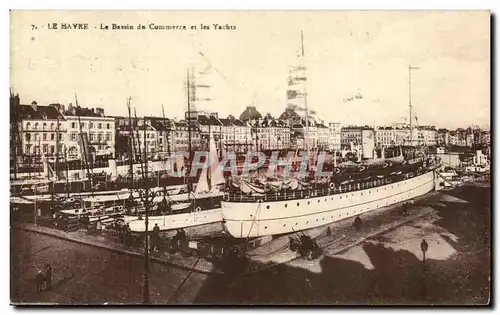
top-left (126, 61), bottom-right (227, 234)
top-left (126, 130), bottom-right (225, 234)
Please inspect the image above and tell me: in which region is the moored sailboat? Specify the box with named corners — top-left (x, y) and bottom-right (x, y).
top-left (126, 67), bottom-right (226, 235)
top-left (126, 131), bottom-right (225, 234)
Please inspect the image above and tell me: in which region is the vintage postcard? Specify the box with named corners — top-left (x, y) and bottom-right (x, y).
top-left (9, 10), bottom-right (491, 305)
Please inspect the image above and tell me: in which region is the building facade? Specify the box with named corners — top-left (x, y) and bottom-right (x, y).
top-left (219, 116), bottom-right (252, 153)
top-left (62, 104), bottom-right (116, 160)
top-left (341, 126), bottom-right (375, 149)
top-left (171, 120), bottom-right (202, 152)
top-left (375, 124), bottom-right (437, 147)
top-left (437, 129), bottom-right (450, 146)
top-left (316, 122), bottom-right (330, 150)
top-left (18, 102), bottom-right (66, 161)
top-left (328, 122), bottom-right (342, 151)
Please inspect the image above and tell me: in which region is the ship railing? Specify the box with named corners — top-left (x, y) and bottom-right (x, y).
top-left (226, 177), bottom-right (383, 203)
top-left (225, 170), bottom-right (425, 203)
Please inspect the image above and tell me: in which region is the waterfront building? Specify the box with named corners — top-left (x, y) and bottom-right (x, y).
top-left (219, 116), bottom-right (252, 153)
top-left (62, 104), bottom-right (115, 160)
top-left (481, 131), bottom-right (490, 147)
top-left (328, 122), bottom-right (342, 151)
top-left (374, 124), bottom-right (437, 147)
top-left (171, 120), bottom-right (202, 152)
top-left (341, 125), bottom-right (376, 149)
top-left (316, 121), bottom-right (330, 150)
top-left (16, 101), bottom-right (65, 163)
top-left (257, 114), bottom-right (291, 151)
top-left (449, 131), bottom-right (460, 146)
top-left (437, 128), bottom-right (451, 146)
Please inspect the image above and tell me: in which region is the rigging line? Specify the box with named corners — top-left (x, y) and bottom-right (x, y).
top-left (197, 51), bottom-right (266, 106)
top-left (246, 241), bottom-right (290, 258)
top-left (197, 51), bottom-right (231, 82)
top-left (166, 256), bottom-right (201, 305)
top-left (243, 201), bottom-right (262, 247)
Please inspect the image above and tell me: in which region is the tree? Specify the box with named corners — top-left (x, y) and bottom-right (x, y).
top-left (135, 178), bottom-right (155, 304)
top-left (133, 118), bottom-right (157, 305)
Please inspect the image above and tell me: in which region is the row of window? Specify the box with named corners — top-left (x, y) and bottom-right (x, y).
top-left (24, 144), bottom-right (113, 155)
top-left (149, 132), bottom-right (204, 139)
top-left (24, 121), bottom-right (114, 130)
top-left (25, 133), bottom-right (62, 142)
top-left (69, 133), bottom-right (113, 142)
top-left (24, 122), bottom-right (63, 130)
top-left (136, 140), bottom-right (156, 146)
top-left (70, 122), bottom-right (112, 130)
top-left (25, 144), bottom-right (59, 154)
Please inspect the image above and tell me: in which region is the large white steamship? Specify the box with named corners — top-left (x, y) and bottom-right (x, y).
top-left (221, 33), bottom-right (443, 239)
top-left (221, 157), bottom-right (441, 238)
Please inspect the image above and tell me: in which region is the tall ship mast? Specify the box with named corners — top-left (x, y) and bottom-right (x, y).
top-left (408, 65), bottom-right (420, 147)
top-left (301, 31), bottom-right (310, 158)
top-left (125, 57), bottom-right (226, 235)
top-left (186, 68), bottom-right (193, 195)
top-left (127, 96), bottom-right (135, 186)
top-left (75, 93), bottom-right (94, 196)
top-left (287, 31), bottom-right (310, 158)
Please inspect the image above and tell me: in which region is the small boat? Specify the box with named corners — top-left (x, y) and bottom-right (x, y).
top-left (171, 202), bottom-right (191, 211)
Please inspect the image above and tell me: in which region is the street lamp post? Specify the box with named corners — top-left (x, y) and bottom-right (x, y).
top-left (137, 118), bottom-right (158, 305)
top-left (33, 184), bottom-right (37, 226)
top-left (420, 239), bottom-right (429, 300)
top-left (138, 187), bottom-right (155, 304)
top-left (420, 239), bottom-right (428, 263)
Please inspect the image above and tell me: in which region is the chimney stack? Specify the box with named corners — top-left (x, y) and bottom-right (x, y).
top-left (68, 103), bottom-right (76, 115)
top-left (10, 93), bottom-right (20, 108)
top-left (31, 101), bottom-right (38, 111)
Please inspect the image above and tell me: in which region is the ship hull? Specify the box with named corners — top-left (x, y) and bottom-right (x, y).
top-left (125, 207), bottom-right (223, 234)
top-left (221, 170), bottom-right (436, 238)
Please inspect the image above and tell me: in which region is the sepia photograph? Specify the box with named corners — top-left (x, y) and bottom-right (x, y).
top-left (9, 10), bottom-right (491, 305)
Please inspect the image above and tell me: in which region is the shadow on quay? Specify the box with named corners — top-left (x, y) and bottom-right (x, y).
top-left (192, 185), bottom-right (491, 305)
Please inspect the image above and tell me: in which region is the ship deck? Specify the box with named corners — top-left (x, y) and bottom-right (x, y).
top-left (225, 167), bottom-right (435, 203)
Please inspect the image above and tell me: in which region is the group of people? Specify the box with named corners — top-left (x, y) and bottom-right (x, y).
top-left (118, 223), bottom-right (133, 246)
top-left (399, 200), bottom-right (415, 216)
top-left (116, 221), bottom-right (164, 250)
top-left (35, 264), bottom-right (52, 293)
top-left (171, 228), bottom-right (188, 252)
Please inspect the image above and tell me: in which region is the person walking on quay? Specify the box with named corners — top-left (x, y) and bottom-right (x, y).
top-left (35, 270), bottom-right (44, 293)
top-left (121, 223), bottom-right (128, 243)
top-left (118, 222), bottom-right (124, 243)
top-left (152, 223), bottom-right (160, 252)
top-left (44, 264), bottom-right (52, 290)
top-left (124, 224), bottom-right (132, 247)
top-left (96, 219), bottom-right (102, 235)
top-left (354, 215), bottom-right (363, 231)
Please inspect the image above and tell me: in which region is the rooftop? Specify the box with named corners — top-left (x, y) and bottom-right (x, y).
top-left (63, 104), bottom-right (107, 117)
top-left (239, 105), bottom-right (262, 121)
top-left (18, 102), bottom-right (65, 120)
top-left (198, 114), bottom-right (222, 126)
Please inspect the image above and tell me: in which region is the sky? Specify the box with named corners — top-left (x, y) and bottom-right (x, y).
top-left (10, 11), bottom-right (490, 130)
